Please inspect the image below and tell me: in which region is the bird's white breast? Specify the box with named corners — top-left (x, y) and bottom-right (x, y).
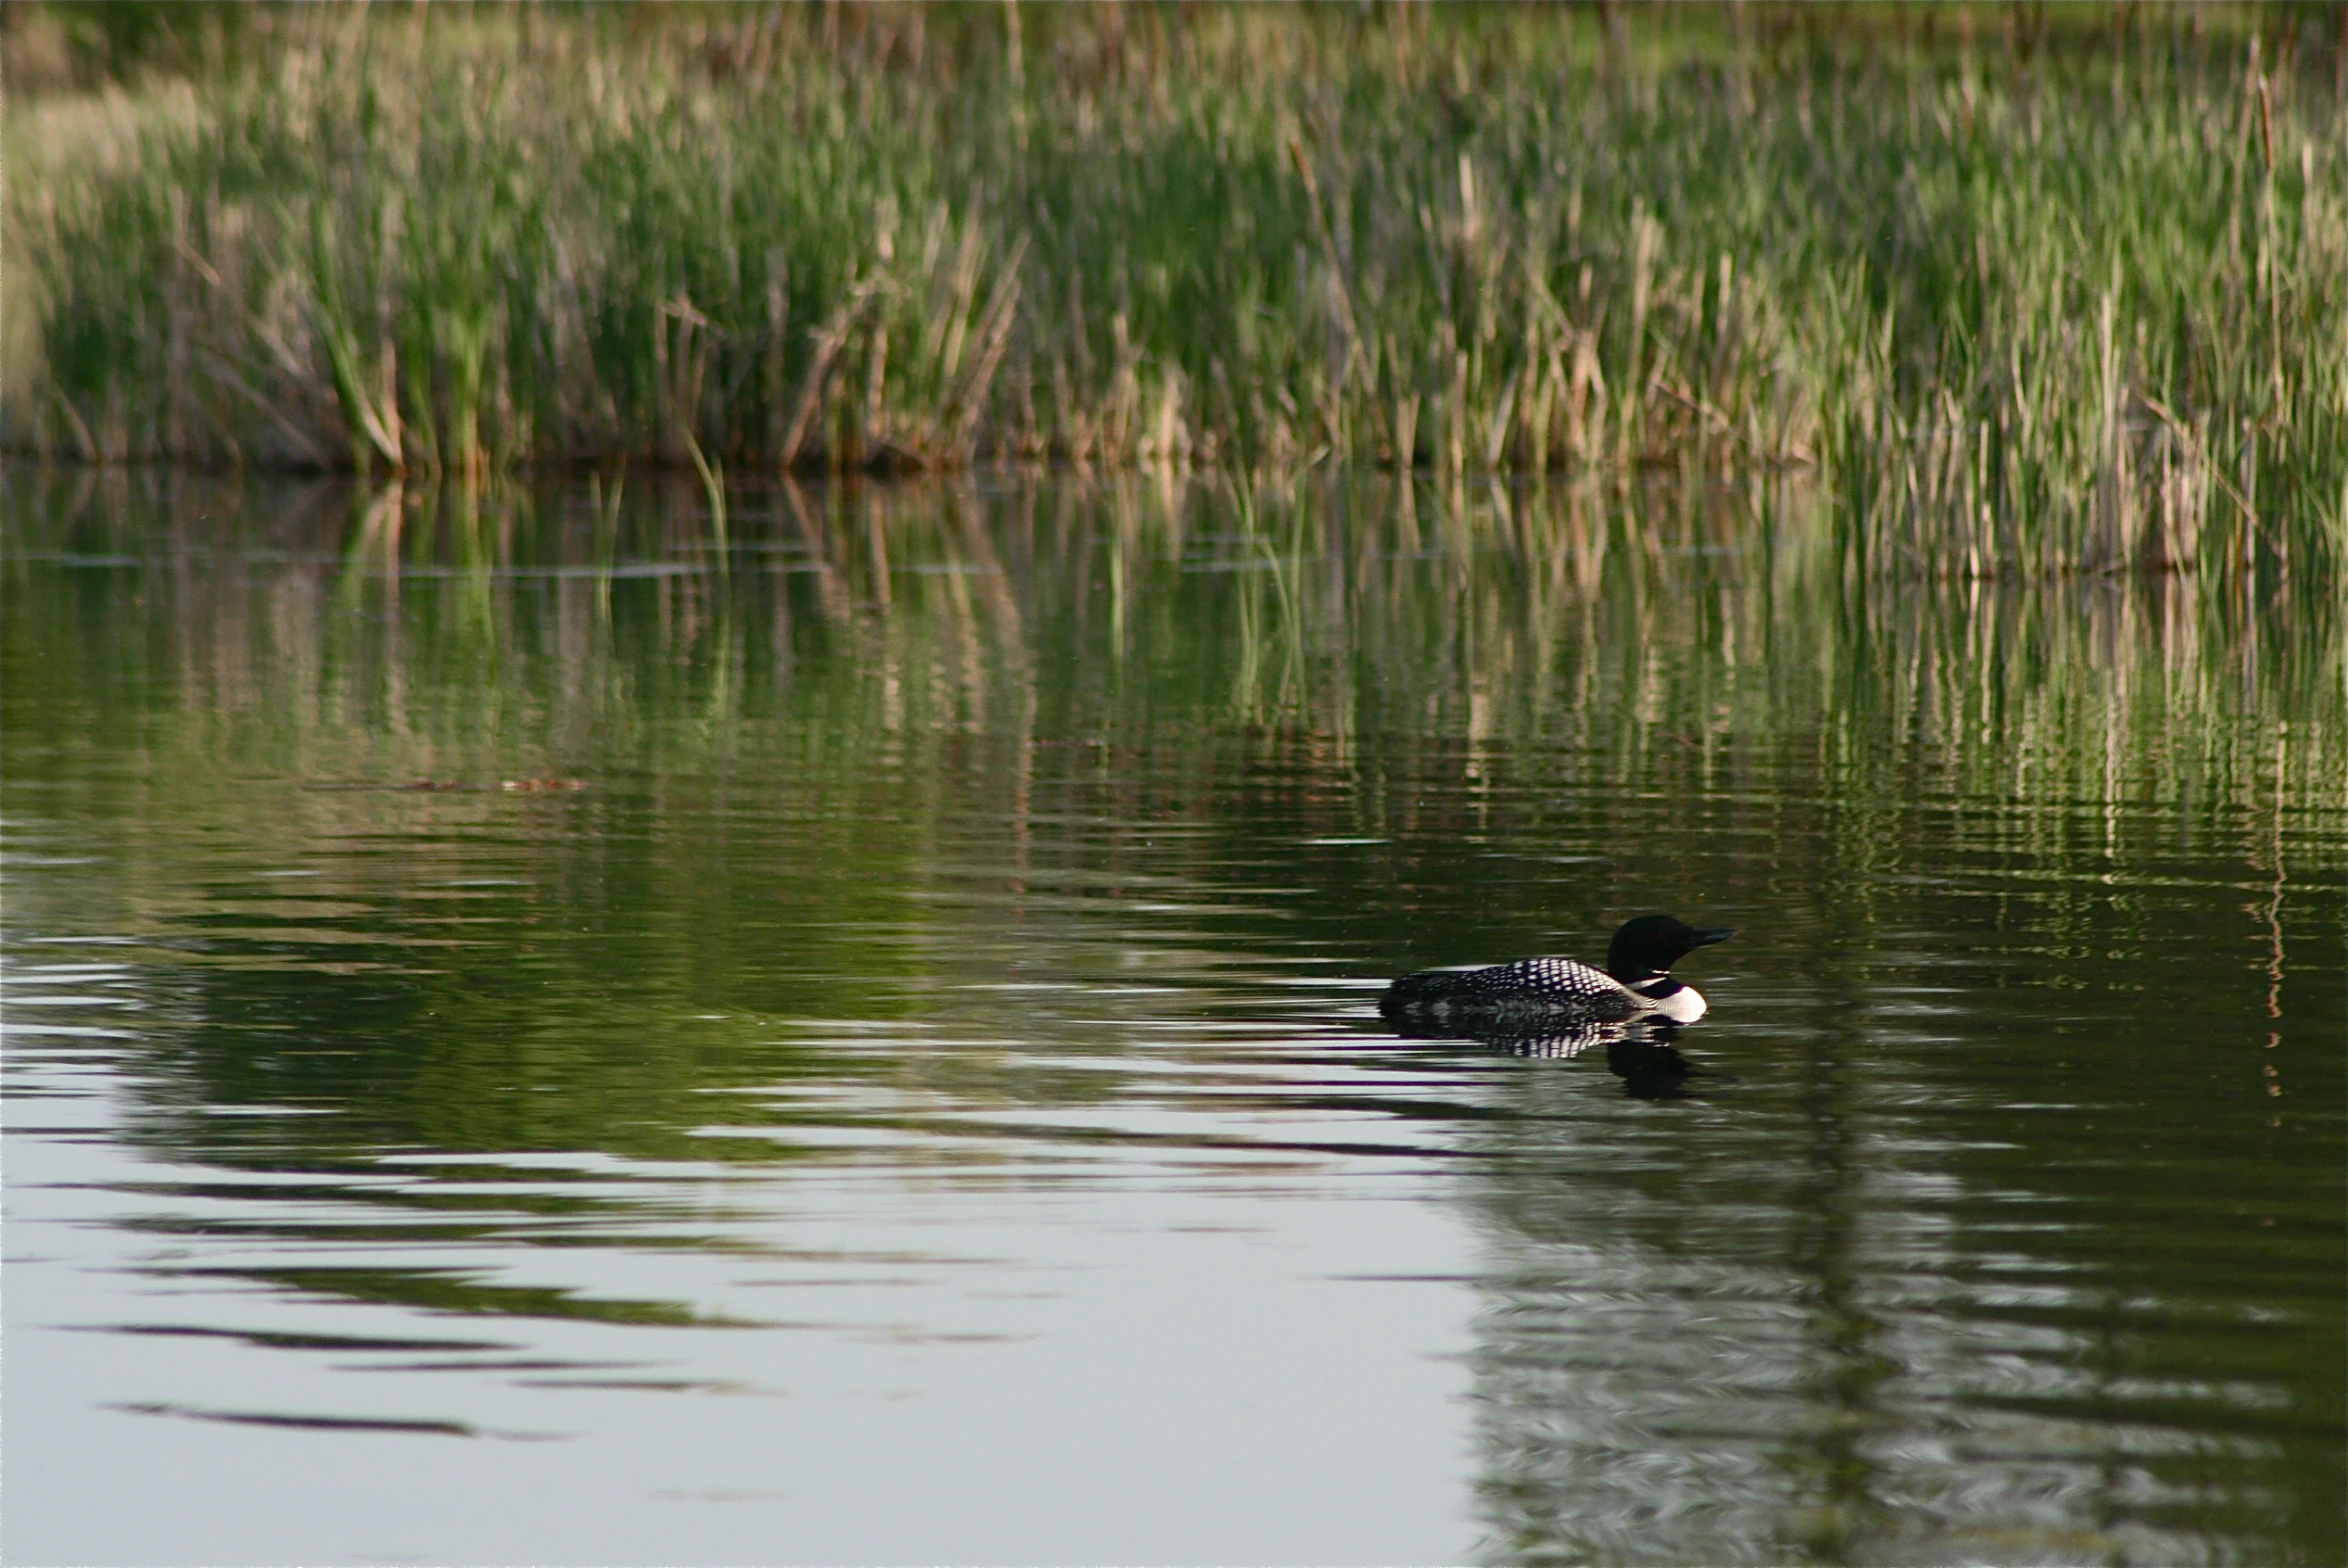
top-left (1649, 985), bottom-right (1707, 1023)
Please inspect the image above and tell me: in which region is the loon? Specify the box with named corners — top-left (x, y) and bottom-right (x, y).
top-left (1379, 915), bottom-right (1736, 1030)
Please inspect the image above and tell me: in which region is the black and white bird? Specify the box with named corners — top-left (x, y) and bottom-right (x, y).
top-left (1378, 915), bottom-right (1736, 1030)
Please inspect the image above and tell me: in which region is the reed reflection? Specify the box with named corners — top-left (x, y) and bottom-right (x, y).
top-left (4, 468), bottom-right (2340, 1563)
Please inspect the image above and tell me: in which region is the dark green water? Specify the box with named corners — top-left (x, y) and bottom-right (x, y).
top-left (4, 471), bottom-right (2341, 1567)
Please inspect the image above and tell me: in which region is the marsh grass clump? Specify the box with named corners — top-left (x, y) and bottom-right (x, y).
top-left (6, 3), bottom-right (2342, 580)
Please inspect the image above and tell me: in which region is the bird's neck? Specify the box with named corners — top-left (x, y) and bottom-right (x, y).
top-left (1635, 978), bottom-right (1707, 1021)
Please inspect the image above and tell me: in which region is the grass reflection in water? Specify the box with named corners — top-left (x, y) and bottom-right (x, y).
top-left (2, 468), bottom-right (2340, 1567)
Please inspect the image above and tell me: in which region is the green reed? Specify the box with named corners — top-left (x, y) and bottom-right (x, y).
top-left (7, 4), bottom-right (2342, 580)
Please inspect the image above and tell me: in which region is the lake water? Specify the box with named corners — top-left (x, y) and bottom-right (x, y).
top-left (4, 471), bottom-right (2341, 1568)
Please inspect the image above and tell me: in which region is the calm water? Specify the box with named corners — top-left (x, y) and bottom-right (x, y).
top-left (4, 472), bottom-right (2341, 1568)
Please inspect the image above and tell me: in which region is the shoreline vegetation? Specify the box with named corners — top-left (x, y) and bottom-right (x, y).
top-left (6, 3), bottom-right (2343, 580)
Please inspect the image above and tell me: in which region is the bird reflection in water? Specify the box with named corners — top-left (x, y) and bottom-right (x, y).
top-left (1389, 1016), bottom-right (1735, 1099)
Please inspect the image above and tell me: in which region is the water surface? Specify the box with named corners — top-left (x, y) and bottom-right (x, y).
top-left (4, 472), bottom-right (2341, 1566)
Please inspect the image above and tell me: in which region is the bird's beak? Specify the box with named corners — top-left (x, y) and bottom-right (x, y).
top-left (1687, 927), bottom-right (1737, 948)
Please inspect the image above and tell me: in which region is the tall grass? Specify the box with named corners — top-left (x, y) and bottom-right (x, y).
top-left (7, 4), bottom-right (2343, 578)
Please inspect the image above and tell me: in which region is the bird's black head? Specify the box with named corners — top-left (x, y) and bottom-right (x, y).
top-left (1605, 914), bottom-right (1736, 982)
